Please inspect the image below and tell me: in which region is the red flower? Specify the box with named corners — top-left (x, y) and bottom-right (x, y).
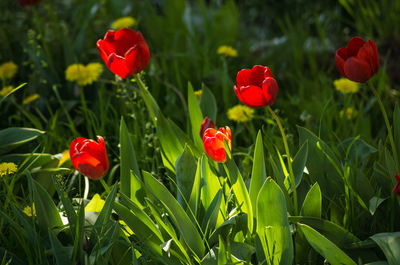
top-left (234, 65), bottom-right (278, 108)
top-left (393, 174), bottom-right (400, 196)
top-left (69, 136), bottom-right (109, 180)
top-left (97, 28), bottom-right (150, 79)
top-left (200, 117), bottom-right (215, 139)
top-left (17, 0), bottom-right (41, 6)
top-left (203, 127), bottom-right (231, 163)
top-left (336, 37), bottom-right (379, 83)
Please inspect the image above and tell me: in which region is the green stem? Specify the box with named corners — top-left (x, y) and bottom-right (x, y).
top-left (267, 106), bottom-right (298, 216)
top-left (369, 81), bottom-right (398, 166)
top-left (135, 74), bottom-right (158, 125)
top-left (78, 85), bottom-right (94, 139)
top-left (100, 178), bottom-right (110, 194)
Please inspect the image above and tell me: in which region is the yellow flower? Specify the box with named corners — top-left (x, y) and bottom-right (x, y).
top-left (85, 194), bottom-right (105, 213)
top-left (194, 89), bottom-right (203, 99)
top-left (217, 45), bottom-right (238, 57)
top-left (0, 162), bottom-right (18, 177)
top-left (23, 204), bottom-right (36, 217)
top-left (340, 107), bottom-right (358, 119)
top-left (0, 86), bottom-right (13, 96)
top-left (111, 16), bottom-right (138, 29)
top-left (65, 63), bottom-right (103, 86)
top-left (334, 78), bottom-right (359, 94)
top-left (227, 105), bottom-right (255, 122)
top-left (22, 94), bottom-right (40, 105)
top-left (0, 61), bottom-right (18, 79)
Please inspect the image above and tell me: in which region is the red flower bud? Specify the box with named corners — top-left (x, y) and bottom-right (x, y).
top-left (200, 117), bottom-right (215, 139)
top-left (234, 65), bottom-right (278, 108)
top-left (203, 126), bottom-right (231, 163)
top-left (336, 37), bottom-right (379, 83)
top-left (393, 173), bottom-right (400, 196)
top-left (97, 28), bottom-right (150, 79)
top-left (69, 136), bottom-right (109, 180)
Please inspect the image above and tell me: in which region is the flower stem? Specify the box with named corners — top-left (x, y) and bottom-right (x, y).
top-left (267, 106), bottom-right (298, 216)
top-left (83, 176), bottom-right (89, 200)
top-left (368, 81), bottom-right (399, 168)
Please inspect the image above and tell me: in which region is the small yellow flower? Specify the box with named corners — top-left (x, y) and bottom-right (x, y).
top-left (334, 78), bottom-right (359, 94)
top-left (111, 16), bottom-right (138, 29)
top-left (340, 107), bottom-right (358, 119)
top-left (0, 61), bottom-right (18, 79)
top-left (85, 194), bottom-right (105, 213)
top-left (0, 162), bottom-right (18, 177)
top-left (227, 105), bottom-right (255, 122)
top-left (194, 89), bottom-right (203, 99)
top-left (217, 45), bottom-right (238, 57)
top-left (65, 63), bottom-right (103, 86)
top-left (23, 94), bottom-right (40, 105)
top-left (23, 204), bottom-right (36, 217)
top-left (0, 86), bottom-right (13, 96)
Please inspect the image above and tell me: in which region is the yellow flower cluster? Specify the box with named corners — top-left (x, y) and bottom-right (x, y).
top-left (0, 86), bottom-right (13, 96)
top-left (227, 104), bottom-right (255, 122)
top-left (65, 63), bottom-right (103, 86)
top-left (194, 89), bottom-right (203, 99)
top-left (217, 45), bottom-right (238, 57)
top-left (111, 16), bottom-right (138, 29)
top-left (340, 107), bottom-right (358, 119)
top-left (23, 204), bottom-right (36, 217)
top-left (0, 162), bottom-right (18, 177)
top-left (23, 94), bottom-right (40, 105)
top-left (334, 78), bottom-right (359, 94)
top-left (0, 61), bottom-right (18, 80)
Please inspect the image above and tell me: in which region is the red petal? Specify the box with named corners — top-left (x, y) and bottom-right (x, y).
top-left (125, 40), bottom-right (150, 75)
top-left (347, 37), bottom-right (366, 57)
top-left (200, 117), bottom-right (215, 139)
top-left (236, 69), bottom-right (252, 88)
top-left (113, 28), bottom-right (139, 56)
top-left (393, 183), bottom-right (400, 197)
top-left (335, 48), bottom-right (347, 76)
top-left (203, 136), bottom-right (226, 162)
top-left (261, 77), bottom-right (278, 105)
top-left (72, 153), bottom-right (105, 180)
top-left (368, 40), bottom-right (379, 74)
top-left (106, 53), bottom-right (132, 78)
top-left (249, 65), bottom-right (268, 87)
top-left (236, 85), bottom-right (267, 108)
top-left (343, 57), bottom-right (372, 83)
top-left (97, 31), bottom-right (117, 57)
top-left (395, 174), bottom-right (400, 182)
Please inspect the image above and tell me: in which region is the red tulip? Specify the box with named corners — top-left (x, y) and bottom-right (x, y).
top-left (17, 0), bottom-right (41, 6)
top-left (393, 174), bottom-right (400, 196)
top-left (97, 28), bottom-right (150, 79)
top-left (69, 136), bottom-right (109, 180)
top-left (203, 127), bottom-right (231, 163)
top-left (200, 117), bottom-right (215, 139)
top-left (336, 37), bottom-right (379, 83)
top-left (234, 65), bottom-right (278, 108)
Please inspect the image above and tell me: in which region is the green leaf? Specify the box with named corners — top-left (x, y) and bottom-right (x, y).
top-left (218, 236), bottom-right (227, 265)
top-left (249, 130), bottom-right (267, 216)
top-left (143, 171), bottom-right (205, 257)
top-left (0, 127), bottom-right (44, 155)
top-left (188, 158), bottom-right (201, 219)
top-left (27, 172), bottom-right (63, 232)
top-left (120, 117), bottom-right (141, 201)
top-left (369, 196), bottom-right (388, 215)
top-left (53, 177), bottom-right (76, 237)
top-left (338, 137), bottom-right (377, 165)
top-left (289, 216), bottom-right (360, 247)
top-left (256, 178), bottom-right (293, 265)
top-left (0, 83), bottom-right (25, 106)
top-left (300, 183), bottom-right (322, 218)
top-left (188, 82), bottom-right (205, 151)
top-left (224, 150), bottom-right (253, 233)
top-left (48, 229), bottom-right (71, 265)
top-left (393, 105), bottom-right (400, 158)
top-left (201, 189), bottom-right (222, 238)
top-left (297, 223), bottom-right (357, 265)
top-left (200, 86), bottom-right (217, 122)
top-left (175, 145), bottom-right (197, 208)
top-left (370, 232), bottom-right (400, 265)
top-left (291, 141), bottom-right (308, 188)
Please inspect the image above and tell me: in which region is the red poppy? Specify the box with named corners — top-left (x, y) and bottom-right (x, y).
top-left (234, 65), bottom-right (278, 108)
top-left (203, 127), bottom-right (231, 163)
top-left (200, 117), bottom-right (215, 139)
top-left (69, 136), bottom-right (109, 180)
top-left (336, 37), bottom-right (379, 83)
top-left (17, 0), bottom-right (41, 6)
top-left (97, 28), bottom-right (150, 79)
top-left (393, 174), bottom-right (400, 196)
